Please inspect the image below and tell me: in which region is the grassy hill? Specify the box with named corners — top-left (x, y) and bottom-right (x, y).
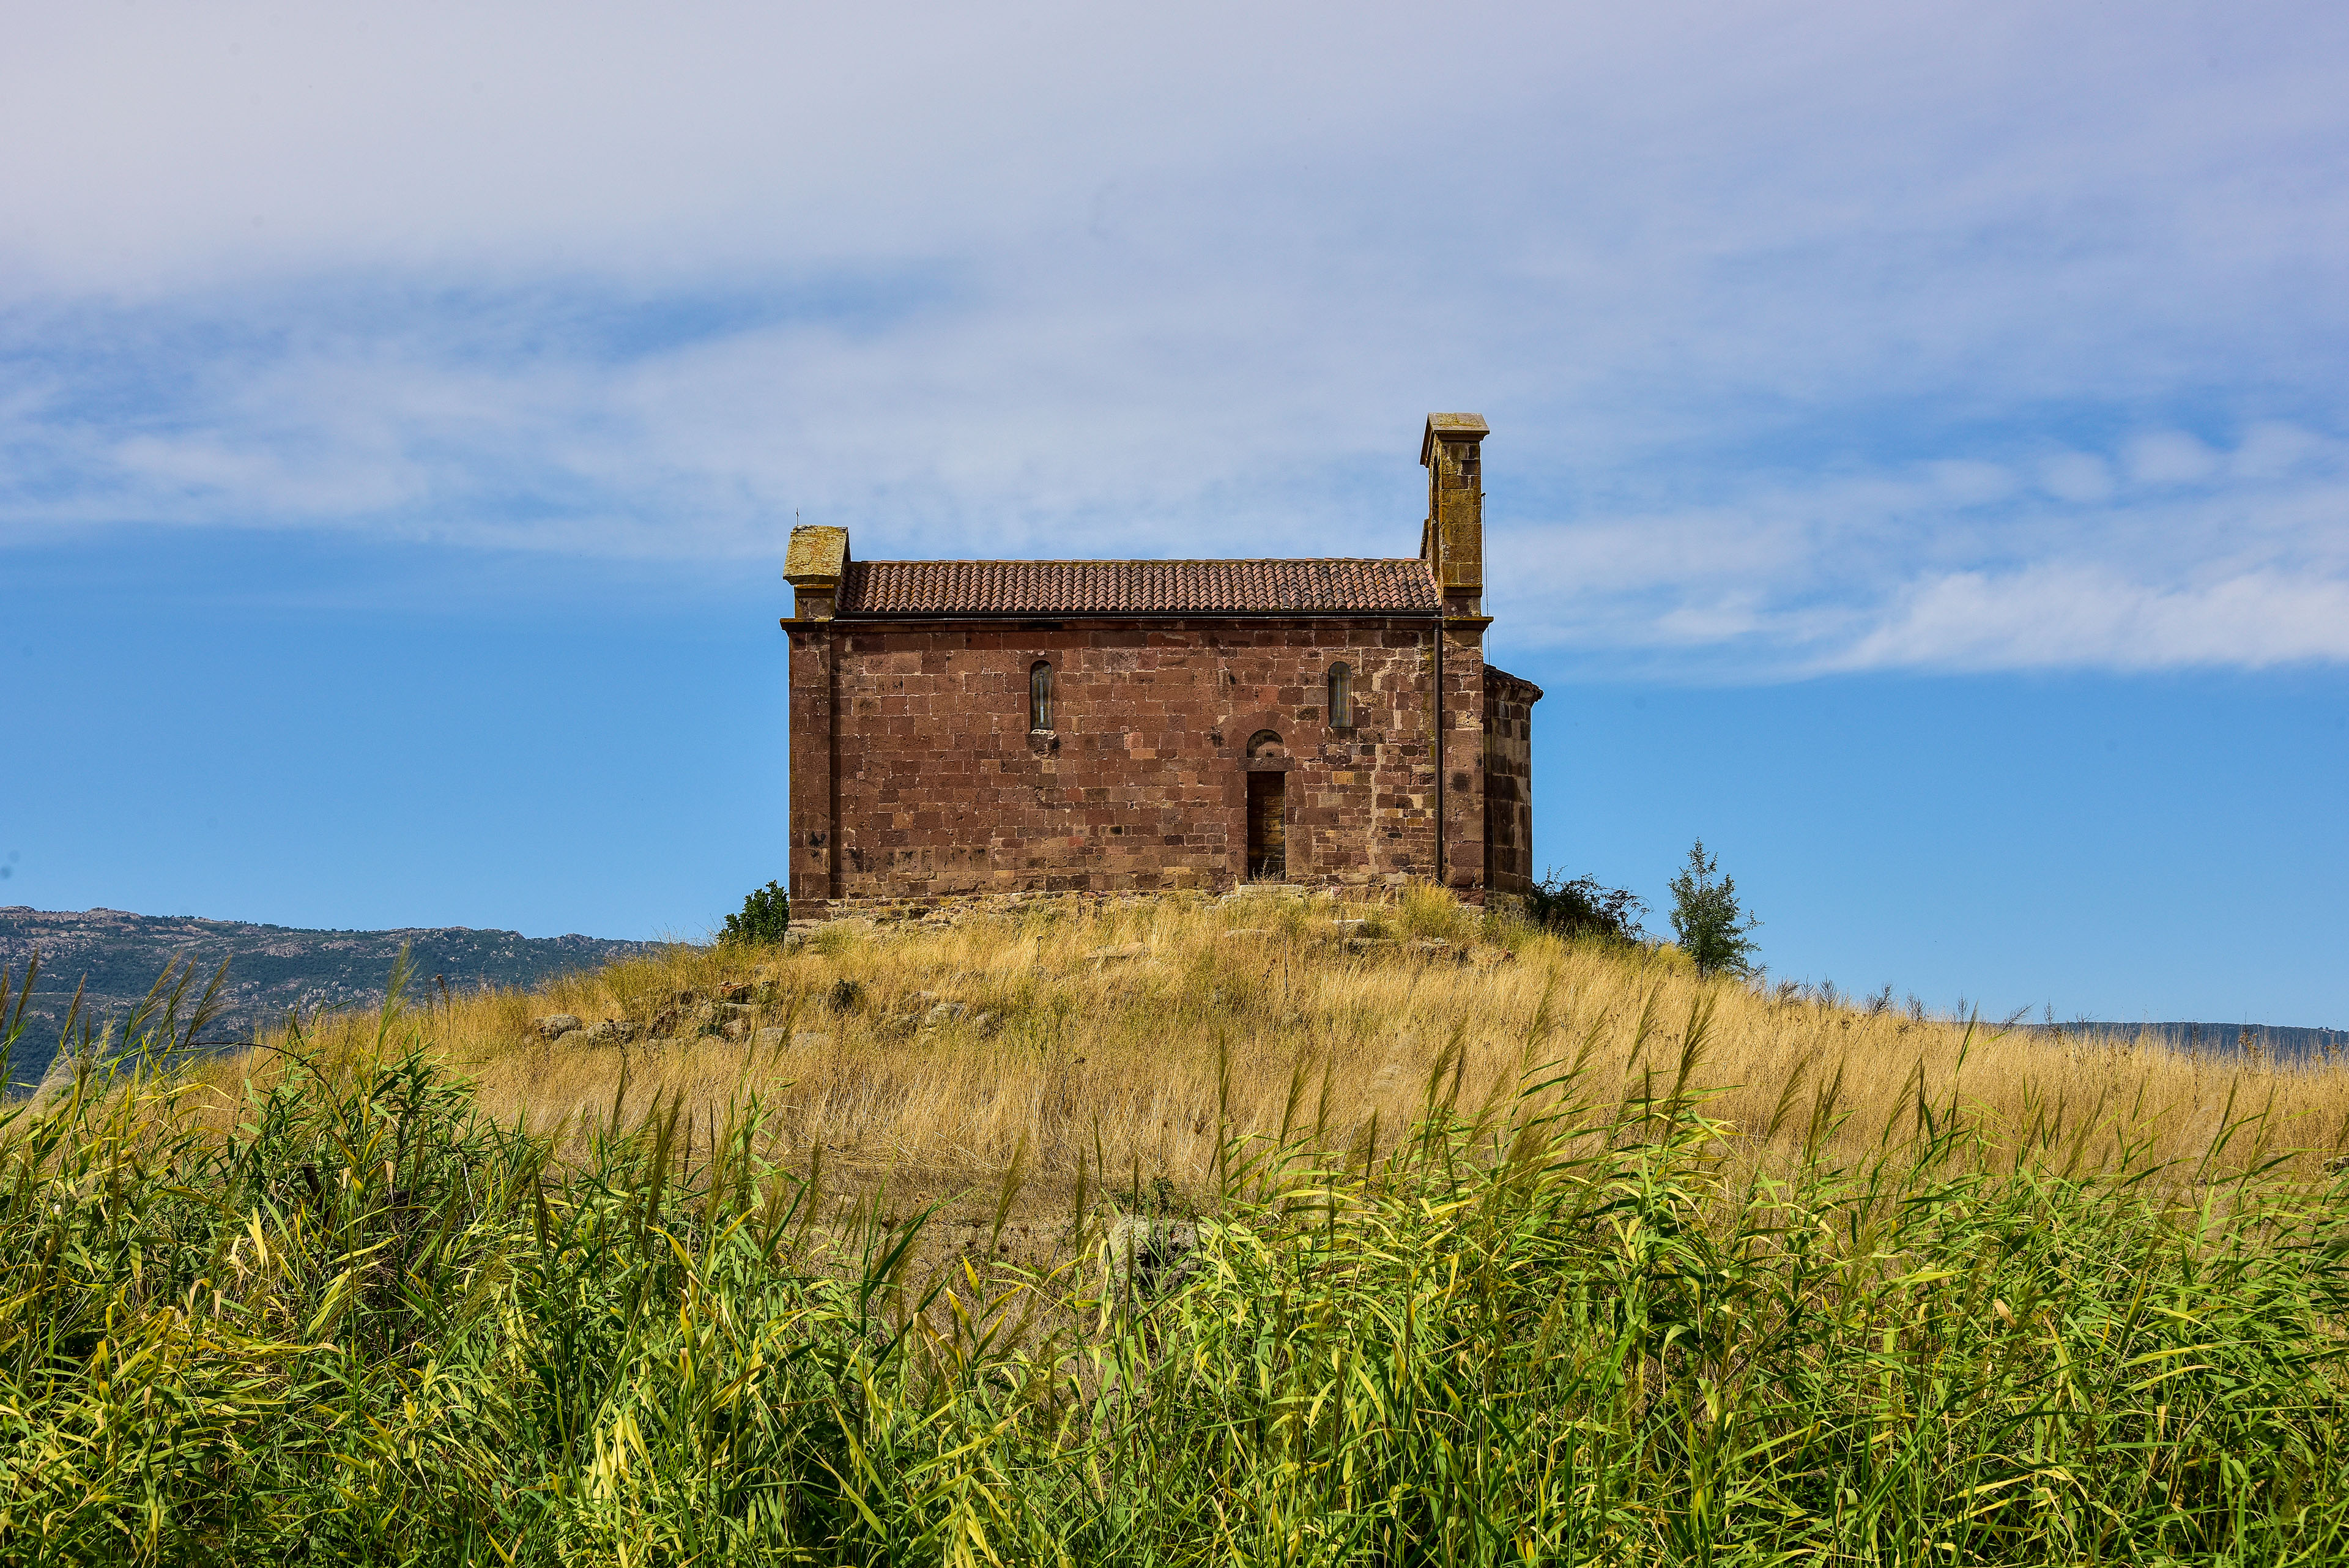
top-left (8, 883), bottom-right (2349, 1564)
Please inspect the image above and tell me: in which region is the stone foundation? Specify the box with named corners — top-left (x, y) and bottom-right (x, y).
top-left (795, 874), bottom-right (1478, 929)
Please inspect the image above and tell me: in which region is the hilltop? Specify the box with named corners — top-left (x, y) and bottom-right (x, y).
top-left (197, 881), bottom-right (2349, 1201)
top-left (0, 905), bottom-right (664, 1088)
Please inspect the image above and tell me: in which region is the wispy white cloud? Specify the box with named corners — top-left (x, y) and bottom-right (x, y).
top-left (2, 1), bottom-right (2346, 677)
top-left (1492, 426), bottom-right (2349, 674)
top-left (1839, 564), bottom-right (2349, 672)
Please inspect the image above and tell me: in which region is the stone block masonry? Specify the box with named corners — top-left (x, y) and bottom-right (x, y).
top-left (790, 617), bottom-right (1450, 911)
top-left (1483, 666), bottom-right (1542, 896)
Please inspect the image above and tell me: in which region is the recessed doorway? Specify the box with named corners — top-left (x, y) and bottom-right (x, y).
top-left (1246, 770), bottom-right (1286, 880)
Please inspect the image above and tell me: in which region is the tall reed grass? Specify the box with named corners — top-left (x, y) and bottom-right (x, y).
top-left (4, 891), bottom-right (2347, 1562)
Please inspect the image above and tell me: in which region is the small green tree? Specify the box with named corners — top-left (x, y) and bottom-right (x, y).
top-left (1667, 839), bottom-right (1760, 977)
top-left (721, 880), bottom-right (790, 947)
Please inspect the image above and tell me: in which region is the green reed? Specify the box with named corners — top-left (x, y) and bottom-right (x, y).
top-left (3, 956), bottom-right (2347, 1565)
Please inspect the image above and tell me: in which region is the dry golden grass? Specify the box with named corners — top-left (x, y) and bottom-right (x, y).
top-left (190, 882), bottom-right (2349, 1210)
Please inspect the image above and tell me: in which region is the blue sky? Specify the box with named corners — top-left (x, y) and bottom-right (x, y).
top-left (3, 2), bottom-right (2345, 1025)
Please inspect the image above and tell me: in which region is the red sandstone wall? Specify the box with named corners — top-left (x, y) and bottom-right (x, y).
top-left (1438, 624), bottom-right (1488, 897)
top-left (786, 628), bottom-right (835, 910)
top-left (1482, 669), bottom-right (1540, 896)
top-left (787, 617), bottom-right (1485, 907)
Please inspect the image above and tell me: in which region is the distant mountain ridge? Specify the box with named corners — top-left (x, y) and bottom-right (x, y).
top-left (1, 906), bottom-right (672, 1090)
top-left (2046, 1020), bottom-right (2348, 1062)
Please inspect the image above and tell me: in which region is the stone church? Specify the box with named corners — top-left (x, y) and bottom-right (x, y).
top-left (781, 413), bottom-right (1540, 919)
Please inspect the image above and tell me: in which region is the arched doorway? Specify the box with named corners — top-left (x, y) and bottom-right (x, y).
top-left (1245, 731), bottom-right (1286, 879)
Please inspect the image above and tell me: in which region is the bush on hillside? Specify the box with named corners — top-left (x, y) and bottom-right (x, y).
top-left (1523, 871), bottom-right (1647, 943)
top-left (720, 880), bottom-right (790, 946)
top-left (1667, 838), bottom-right (1760, 976)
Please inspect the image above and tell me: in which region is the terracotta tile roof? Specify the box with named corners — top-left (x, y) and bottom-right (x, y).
top-left (836, 558), bottom-right (1441, 617)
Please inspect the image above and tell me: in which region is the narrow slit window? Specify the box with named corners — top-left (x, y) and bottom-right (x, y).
top-left (1327, 662), bottom-right (1353, 728)
top-left (1029, 660), bottom-right (1054, 731)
